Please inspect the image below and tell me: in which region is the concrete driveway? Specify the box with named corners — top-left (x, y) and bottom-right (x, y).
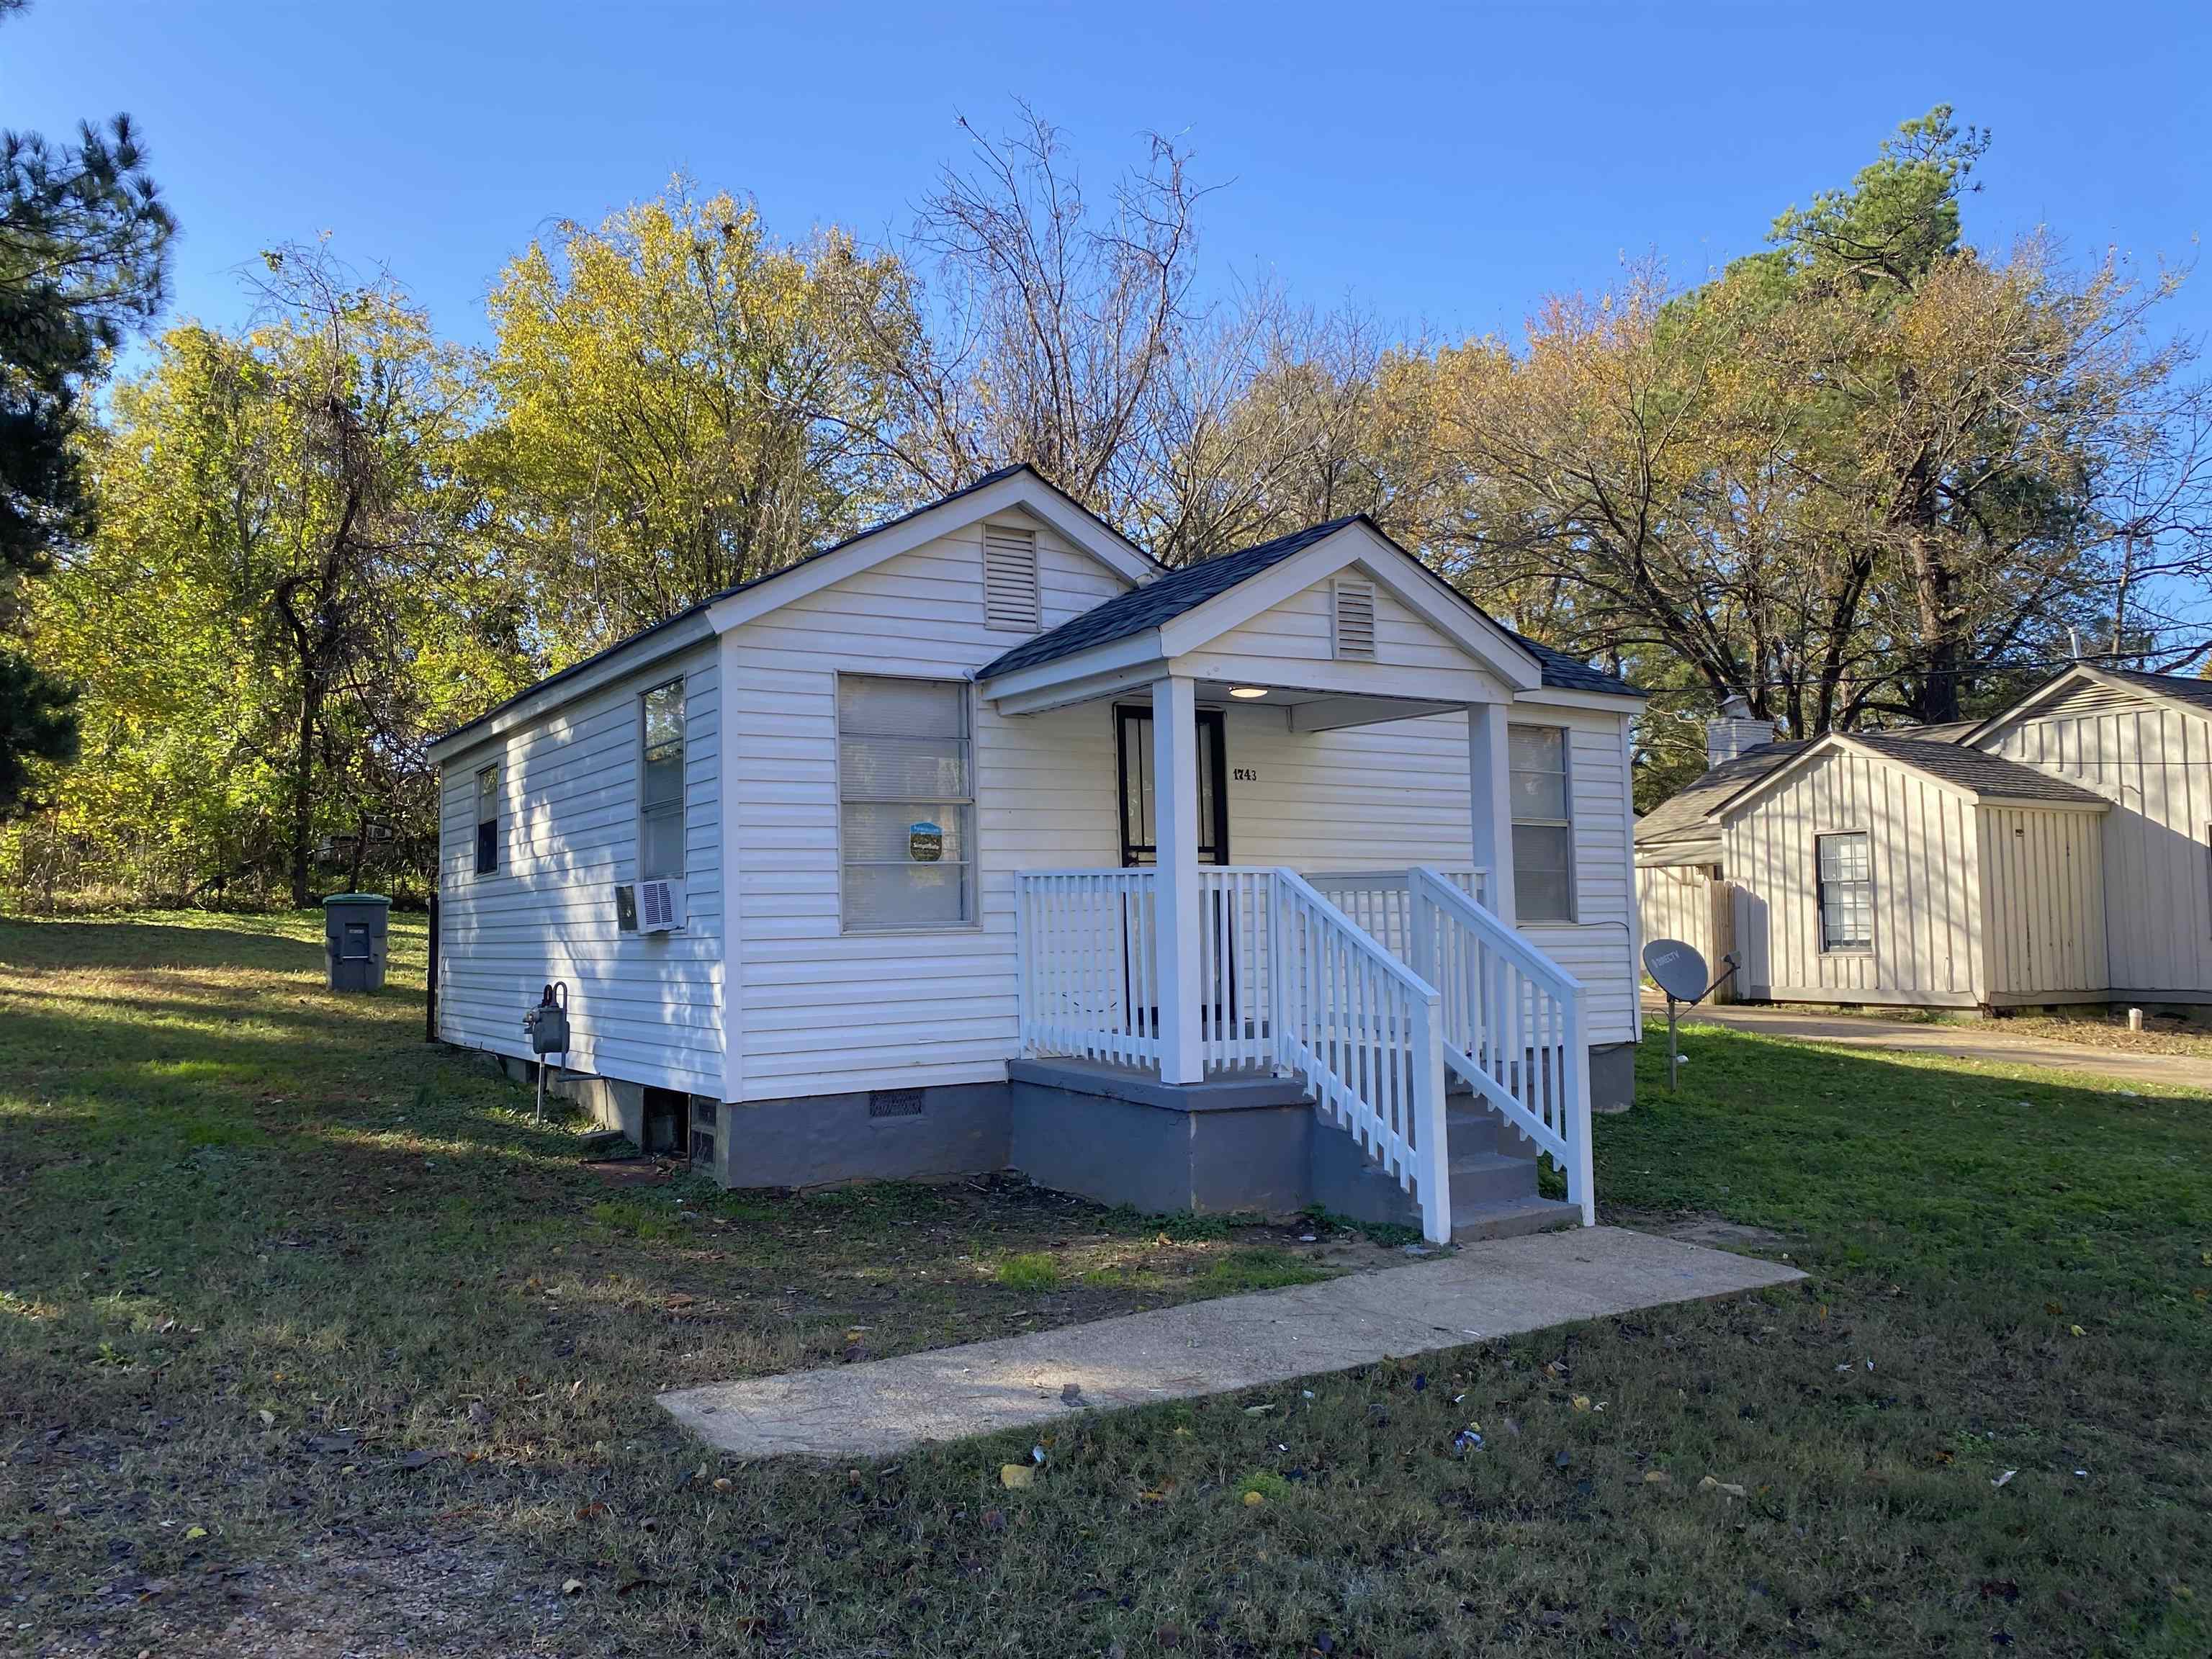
top-left (1653, 996), bottom-right (2210, 1094)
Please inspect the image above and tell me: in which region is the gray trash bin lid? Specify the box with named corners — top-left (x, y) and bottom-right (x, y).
top-left (321, 892), bottom-right (392, 907)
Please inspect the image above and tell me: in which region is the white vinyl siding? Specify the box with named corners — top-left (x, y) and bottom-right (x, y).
top-left (1184, 576), bottom-right (1494, 698)
top-left (1509, 724), bottom-right (1575, 922)
top-left (837, 675), bottom-right (975, 930)
top-left (724, 521), bottom-right (1132, 1099)
top-left (436, 645), bottom-right (723, 1096)
top-left (639, 679), bottom-right (685, 881)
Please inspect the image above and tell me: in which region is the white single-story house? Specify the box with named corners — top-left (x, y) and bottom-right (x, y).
top-left (427, 468), bottom-right (1647, 1242)
top-left (1637, 669), bottom-right (2212, 1014)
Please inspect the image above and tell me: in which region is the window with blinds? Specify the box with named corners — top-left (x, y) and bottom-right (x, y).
top-left (1333, 578), bottom-right (1376, 660)
top-left (982, 522), bottom-right (1041, 631)
top-left (1509, 724), bottom-right (1575, 922)
top-left (837, 675), bottom-right (974, 930)
top-left (1816, 831), bottom-right (1874, 953)
top-left (638, 679), bottom-right (685, 881)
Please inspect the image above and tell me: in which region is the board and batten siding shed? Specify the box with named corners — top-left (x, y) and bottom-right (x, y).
top-left (1717, 732), bottom-right (2109, 1008)
top-left (1970, 670), bottom-right (2212, 1003)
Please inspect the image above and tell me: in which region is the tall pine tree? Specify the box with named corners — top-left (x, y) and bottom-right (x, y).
top-left (0, 0), bottom-right (174, 815)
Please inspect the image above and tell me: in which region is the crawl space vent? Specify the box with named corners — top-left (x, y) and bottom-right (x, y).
top-left (868, 1087), bottom-right (925, 1118)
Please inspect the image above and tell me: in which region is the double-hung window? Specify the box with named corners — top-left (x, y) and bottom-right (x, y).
top-left (1815, 831), bottom-right (1873, 952)
top-left (639, 680), bottom-right (686, 881)
top-left (474, 764), bottom-right (500, 876)
top-left (1508, 724), bottom-right (1575, 922)
top-left (837, 675), bottom-right (974, 930)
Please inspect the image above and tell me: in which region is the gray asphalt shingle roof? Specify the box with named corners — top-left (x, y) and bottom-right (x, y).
top-left (1842, 734), bottom-right (2110, 804)
top-left (979, 514), bottom-right (1642, 697)
top-left (1634, 740), bottom-right (1805, 847)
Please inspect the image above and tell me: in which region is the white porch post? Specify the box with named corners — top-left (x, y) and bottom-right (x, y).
top-left (1468, 701), bottom-right (1517, 926)
top-left (1152, 675), bottom-right (1205, 1083)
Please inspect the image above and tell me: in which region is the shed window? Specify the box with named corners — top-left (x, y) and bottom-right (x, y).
top-left (982, 522), bottom-right (1041, 631)
top-left (838, 675), bottom-right (974, 930)
top-left (1509, 724), bottom-right (1574, 922)
top-left (639, 680), bottom-right (685, 881)
top-left (1816, 831), bottom-right (1873, 952)
top-left (474, 765), bottom-right (499, 876)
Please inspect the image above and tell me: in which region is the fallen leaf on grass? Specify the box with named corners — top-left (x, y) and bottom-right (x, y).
top-left (183, 1527), bottom-right (207, 1542)
top-left (1570, 1395), bottom-right (1592, 1412)
top-left (561, 1578), bottom-right (584, 1596)
top-left (1642, 1469), bottom-right (1671, 1485)
top-left (1697, 1475), bottom-right (1747, 1497)
top-left (999, 1464), bottom-right (1034, 1490)
top-left (1992, 1470), bottom-right (2017, 1488)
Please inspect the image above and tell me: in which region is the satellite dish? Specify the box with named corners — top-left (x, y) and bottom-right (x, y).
top-left (1643, 938), bottom-right (1710, 1004)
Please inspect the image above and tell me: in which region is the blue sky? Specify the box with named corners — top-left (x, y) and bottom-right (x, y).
top-left (6, 1), bottom-right (2208, 357)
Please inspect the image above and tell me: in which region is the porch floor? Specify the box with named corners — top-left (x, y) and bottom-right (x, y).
top-left (658, 1226), bottom-right (1805, 1460)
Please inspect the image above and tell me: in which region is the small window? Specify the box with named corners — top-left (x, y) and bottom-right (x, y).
top-left (1333, 579), bottom-right (1376, 661)
top-left (639, 680), bottom-right (685, 881)
top-left (1509, 724), bottom-right (1574, 922)
top-left (475, 765), bottom-right (499, 876)
top-left (1816, 832), bottom-right (1873, 953)
top-left (838, 675), bottom-right (974, 930)
top-left (982, 522), bottom-right (1041, 631)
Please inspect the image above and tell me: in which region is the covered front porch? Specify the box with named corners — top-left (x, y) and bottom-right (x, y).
top-left (999, 672), bottom-right (1595, 1246)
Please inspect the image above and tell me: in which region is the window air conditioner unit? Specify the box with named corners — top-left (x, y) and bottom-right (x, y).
top-left (615, 878), bottom-right (687, 934)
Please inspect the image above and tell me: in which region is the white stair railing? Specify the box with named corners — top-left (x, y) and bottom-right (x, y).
top-left (1273, 870), bottom-right (1452, 1243)
top-left (1303, 868), bottom-right (1486, 963)
top-left (1408, 866), bottom-right (1595, 1226)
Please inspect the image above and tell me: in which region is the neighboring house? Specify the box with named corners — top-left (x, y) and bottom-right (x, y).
top-left (426, 468), bottom-right (1647, 1244)
top-left (1636, 670), bottom-right (2212, 1014)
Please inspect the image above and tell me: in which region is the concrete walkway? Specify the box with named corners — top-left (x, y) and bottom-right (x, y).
top-left (658, 1227), bottom-right (1802, 1460)
top-left (1655, 996), bottom-right (2211, 1094)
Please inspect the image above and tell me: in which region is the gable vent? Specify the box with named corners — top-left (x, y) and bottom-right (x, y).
top-left (1332, 579), bottom-right (1377, 661)
top-left (982, 523), bottom-right (1041, 631)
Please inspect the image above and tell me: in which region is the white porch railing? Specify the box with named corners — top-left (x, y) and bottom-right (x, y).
top-left (1015, 869), bottom-right (1161, 1068)
top-left (1305, 868), bottom-right (1486, 963)
top-left (1407, 867), bottom-right (1596, 1226)
top-left (1013, 863), bottom-right (1593, 1240)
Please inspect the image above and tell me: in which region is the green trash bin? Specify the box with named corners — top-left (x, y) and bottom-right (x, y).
top-left (323, 893), bottom-right (392, 992)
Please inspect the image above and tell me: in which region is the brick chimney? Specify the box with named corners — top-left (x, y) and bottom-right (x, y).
top-left (1705, 695), bottom-right (1776, 768)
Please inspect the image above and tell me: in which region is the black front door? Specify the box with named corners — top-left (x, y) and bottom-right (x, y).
top-left (1114, 705), bottom-right (1229, 868)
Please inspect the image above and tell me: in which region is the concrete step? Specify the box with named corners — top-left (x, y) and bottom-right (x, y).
top-left (1449, 1195), bottom-right (1583, 1243)
top-left (1444, 1105), bottom-right (1499, 1158)
top-left (1448, 1150), bottom-right (1542, 1214)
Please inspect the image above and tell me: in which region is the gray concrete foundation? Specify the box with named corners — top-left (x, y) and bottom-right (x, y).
top-left (711, 1083), bottom-right (1012, 1190)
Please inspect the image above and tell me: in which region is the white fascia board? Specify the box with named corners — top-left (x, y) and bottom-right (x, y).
top-left (709, 473), bottom-right (1152, 631)
top-left (990, 657), bottom-right (1173, 716)
top-left (1286, 696), bottom-right (1466, 732)
top-left (976, 629), bottom-right (1166, 706)
top-left (426, 610), bottom-right (715, 765)
top-left (1155, 522), bottom-right (1544, 691)
top-left (1172, 652), bottom-right (1498, 703)
top-left (1979, 794), bottom-right (2112, 814)
top-left (1510, 685), bottom-right (1644, 714)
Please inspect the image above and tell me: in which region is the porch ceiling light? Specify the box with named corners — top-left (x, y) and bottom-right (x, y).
top-left (1228, 686), bottom-right (1269, 699)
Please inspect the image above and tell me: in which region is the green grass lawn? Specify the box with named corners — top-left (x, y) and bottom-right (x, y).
top-left (2, 913), bottom-right (2208, 1656)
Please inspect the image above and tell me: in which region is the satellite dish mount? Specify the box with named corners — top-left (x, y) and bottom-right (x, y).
top-left (1642, 939), bottom-right (1740, 1091)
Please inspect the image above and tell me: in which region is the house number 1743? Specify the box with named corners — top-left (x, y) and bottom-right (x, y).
top-left (1232, 767), bottom-right (1259, 782)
